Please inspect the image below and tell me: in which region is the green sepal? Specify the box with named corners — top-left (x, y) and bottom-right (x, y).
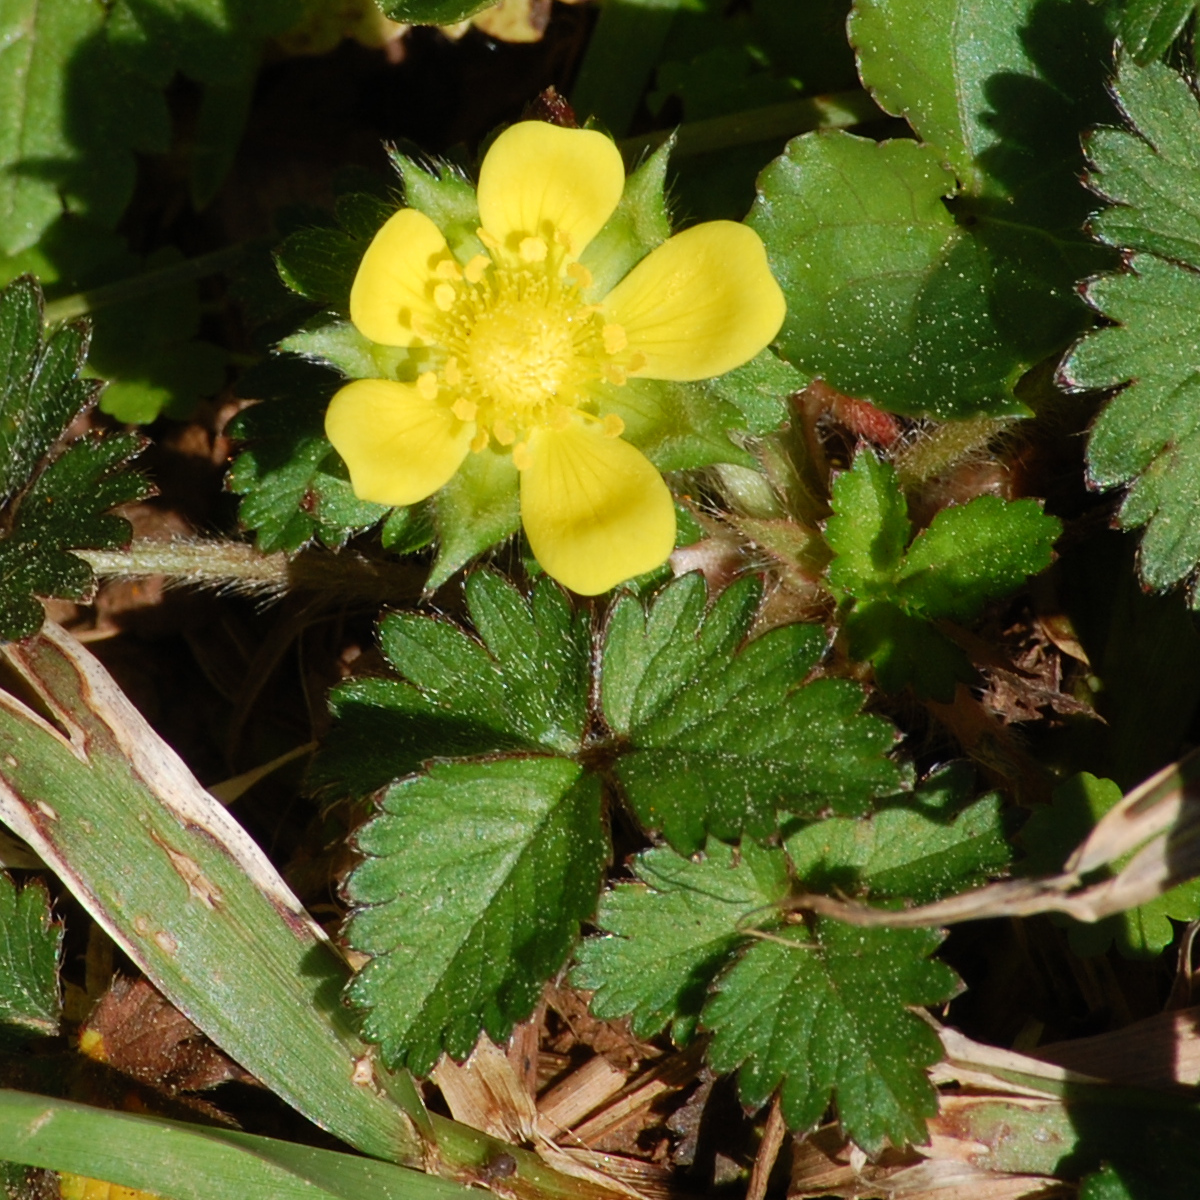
top-left (580, 139), bottom-right (672, 299)
top-left (428, 446), bottom-right (521, 591)
top-left (388, 153), bottom-right (484, 263)
top-left (280, 317), bottom-right (412, 381)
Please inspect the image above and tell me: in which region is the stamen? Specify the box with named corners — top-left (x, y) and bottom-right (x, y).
top-left (628, 352), bottom-right (647, 373)
top-left (519, 236), bottom-right (548, 263)
top-left (548, 406), bottom-right (572, 432)
top-left (470, 429), bottom-right (490, 453)
top-left (602, 323), bottom-right (628, 354)
top-left (512, 442), bottom-right (532, 471)
top-left (417, 372), bottom-right (439, 400)
top-left (435, 258), bottom-right (462, 280)
top-left (554, 229), bottom-right (574, 253)
top-left (444, 356), bottom-right (462, 386)
top-left (566, 262), bottom-right (593, 290)
top-left (476, 227), bottom-right (500, 251)
top-left (492, 419), bottom-right (516, 446)
top-left (452, 397), bottom-right (478, 421)
top-left (602, 413), bottom-right (625, 438)
top-left (410, 314), bottom-right (431, 340)
top-left (433, 282), bottom-right (457, 312)
top-left (464, 255), bottom-right (491, 284)
top-left (604, 363), bottom-right (628, 386)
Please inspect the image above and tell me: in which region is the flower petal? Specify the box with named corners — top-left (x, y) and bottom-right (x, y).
top-left (326, 378), bottom-right (471, 506)
top-left (349, 208), bottom-right (450, 347)
top-left (601, 221), bottom-right (786, 381)
top-left (477, 122), bottom-right (625, 260)
top-left (520, 419), bottom-right (675, 595)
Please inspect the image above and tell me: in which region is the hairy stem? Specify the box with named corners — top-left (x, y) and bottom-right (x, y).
top-left (79, 538), bottom-right (425, 604)
top-left (619, 89), bottom-right (885, 161)
top-left (42, 244), bottom-right (249, 323)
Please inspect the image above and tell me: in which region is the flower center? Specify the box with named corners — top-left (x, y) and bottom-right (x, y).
top-left (418, 236), bottom-right (645, 459)
top-left (466, 298), bottom-right (577, 413)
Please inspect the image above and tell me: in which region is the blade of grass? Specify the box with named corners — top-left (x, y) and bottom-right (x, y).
top-left (0, 1089), bottom-right (470, 1200)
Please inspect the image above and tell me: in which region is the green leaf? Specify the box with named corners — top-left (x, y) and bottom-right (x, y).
top-left (573, 840), bottom-right (790, 1044)
top-left (825, 449), bottom-right (1060, 697)
top-left (228, 357), bottom-right (388, 553)
top-left (849, 0), bottom-right (1115, 229)
top-left (1020, 772), bottom-right (1200, 957)
top-left (843, 601), bottom-right (974, 700)
top-left (784, 764), bottom-right (1011, 905)
top-left (703, 922), bottom-right (958, 1151)
top-left (750, 133), bottom-right (1036, 419)
top-left (1120, 0), bottom-right (1196, 65)
top-left (0, 277), bottom-right (149, 640)
top-left (750, 0), bottom-right (1115, 418)
top-left (346, 757), bottom-right (608, 1074)
top-left (897, 495), bottom-right (1063, 621)
top-left (1062, 58), bottom-right (1200, 597)
top-left (315, 571), bottom-right (589, 798)
top-left (601, 574), bottom-right (904, 853)
top-left (0, 874), bottom-right (60, 1040)
top-left (377, 0), bottom-right (498, 25)
top-left (1087, 60), bottom-right (1200, 264)
top-left (826, 449), bottom-right (910, 597)
top-left (274, 228), bottom-right (363, 310)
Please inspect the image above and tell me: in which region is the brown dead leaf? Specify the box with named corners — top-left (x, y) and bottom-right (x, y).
top-left (80, 976), bottom-right (251, 1094)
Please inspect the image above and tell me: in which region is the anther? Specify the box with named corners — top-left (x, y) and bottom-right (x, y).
top-left (452, 397), bottom-right (477, 421)
top-left (417, 372), bottom-right (439, 400)
top-left (554, 229), bottom-right (574, 253)
top-left (627, 352), bottom-right (647, 373)
top-left (433, 282), bottom-right (457, 312)
top-left (548, 406), bottom-right (572, 432)
top-left (435, 258), bottom-right (462, 280)
top-left (519, 236), bottom-right (548, 263)
top-left (602, 413), bottom-right (625, 438)
top-left (604, 363), bottom-right (628, 386)
top-left (602, 323), bottom-right (628, 354)
top-left (470, 429), bottom-right (490, 453)
top-left (476, 228), bottom-right (500, 251)
top-left (492, 420), bottom-right (516, 446)
top-left (444, 356), bottom-right (462, 386)
top-left (512, 442), bottom-right (532, 470)
top-left (464, 255), bottom-right (491, 284)
top-left (566, 262), bottom-right (593, 290)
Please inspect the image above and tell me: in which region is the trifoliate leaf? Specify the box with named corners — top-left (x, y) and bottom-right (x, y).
top-left (1021, 772), bottom-right (1200, 957)
top-left (573, 840), bottom-right (790, 1044)
top-left (0, 277), bottom-right (149, 639)
top-left (825, 449), bottom-right (1061, 698)
top-left (315, 571), bottom-right (589, 798)
top-left (0, 874), bottom-right (61, 1041)
top-left (1063, 60), bottom-right (1200, 597)
top-left (601, 573), bottom-right (904, 853)
top-left (784, 764), bottom-right (1011, 905)
top-left (704, 921), bottom-right (958, 1151)
top-left (346, 756), bottom-right (608, 1074)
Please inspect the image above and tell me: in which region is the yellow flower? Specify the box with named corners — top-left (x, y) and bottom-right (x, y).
top-left (325, 121), bottom-right (785, 595)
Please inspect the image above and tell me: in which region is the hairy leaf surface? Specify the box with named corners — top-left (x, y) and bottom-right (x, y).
top-left (346, 758), bottom-right (607, 1074)
top-left (602, 574), bottom-right (904, 852)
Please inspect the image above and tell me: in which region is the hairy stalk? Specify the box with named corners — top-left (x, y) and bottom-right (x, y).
top-left (79, 539), bottom-right (425, 605)
top-left (892, 415), bottom-right (1015, 489)
top-left (42, 244), bottom-right (248, 323)
top-left (619, 90), bottom-right (885, 161)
